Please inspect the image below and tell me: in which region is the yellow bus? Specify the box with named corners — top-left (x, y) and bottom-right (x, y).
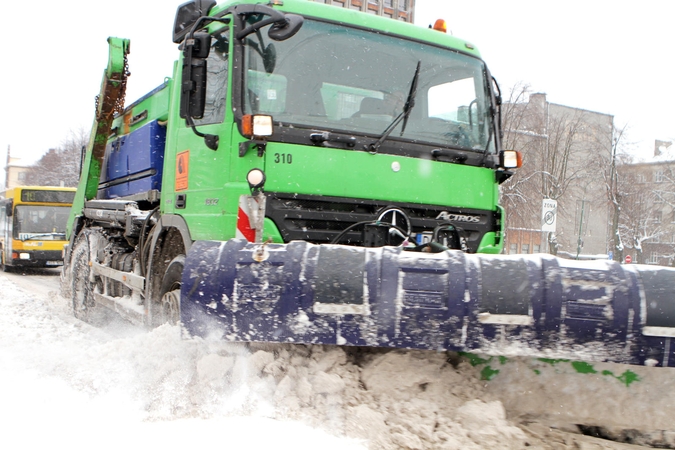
top-left (0, 186), bottom-right (76, 271)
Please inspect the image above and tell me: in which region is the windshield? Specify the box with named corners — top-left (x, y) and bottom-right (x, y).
top-left (14, 205), bottom-right (70, 240)
top-left (243, 18), bottom-right (496, 153)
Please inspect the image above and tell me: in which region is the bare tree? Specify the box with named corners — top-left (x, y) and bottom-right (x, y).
top-left (500, 83), bottom-right (543, 230)
top-left (588, 123), bottom-right (633, 262)
top-left (624, 158), bottom-right (675, 265)
top-left (25, 128), bottom-right (88, 187)
top-left (501, 85), bottom-right (612, 256)
top-left (617, 178), bottom-right (667, 264)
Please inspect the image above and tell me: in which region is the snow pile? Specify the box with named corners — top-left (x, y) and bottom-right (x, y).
top-left (0, 274), bottom-right (659, 449)
top-left (220, 345), bottom-right (530, 449)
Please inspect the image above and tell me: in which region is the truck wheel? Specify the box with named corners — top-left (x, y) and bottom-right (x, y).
top-left (158, 255), bottom-right (184, 325)
top-left (70, 233), bottom-right (107, 325)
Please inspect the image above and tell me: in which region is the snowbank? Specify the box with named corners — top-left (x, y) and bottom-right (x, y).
top-left (0, 274), bottom-right (666, 449)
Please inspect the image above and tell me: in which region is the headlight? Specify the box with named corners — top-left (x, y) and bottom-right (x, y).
top-left (242, 114), bottom-right (273, 138)
top-left (500, 150), bottom-right (522, 169)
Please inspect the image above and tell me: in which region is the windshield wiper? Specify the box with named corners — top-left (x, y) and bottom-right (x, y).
top-left (366, 61), bottom-right (421, 154)
top-left (310, 131), bottom-right (356, 148)
top-left (431, 148), bottom-right (468, 164)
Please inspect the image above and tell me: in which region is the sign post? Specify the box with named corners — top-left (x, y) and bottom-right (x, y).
top-left (541, 199), bottom-right (557, 232)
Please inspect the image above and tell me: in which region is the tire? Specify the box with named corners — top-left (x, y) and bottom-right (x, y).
top-left (157, 255), bottom-right (184, 325)
top-left (70, 233), bottom-right (107, 325)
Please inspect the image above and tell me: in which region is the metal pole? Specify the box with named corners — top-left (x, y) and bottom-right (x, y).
top-left (576, 199), bottom-right (585, 259)
top-left (4, 145), bottom-right (10, 190)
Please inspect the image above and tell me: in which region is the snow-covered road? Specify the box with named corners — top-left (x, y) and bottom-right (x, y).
top-left (0, 269), bottom-right (662, 449)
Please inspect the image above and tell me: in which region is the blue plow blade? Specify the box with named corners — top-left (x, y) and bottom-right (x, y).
top-left (181, 239), bottom-right (675, 368)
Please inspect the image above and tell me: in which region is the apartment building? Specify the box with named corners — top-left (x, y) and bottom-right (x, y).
top-left (308, 0), bottom-right (415, 22)
top-left (501, 92), bottom-right (614, 259)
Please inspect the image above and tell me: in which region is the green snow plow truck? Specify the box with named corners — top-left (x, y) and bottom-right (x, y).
top-left (64, 0), bottom-right (675, 370)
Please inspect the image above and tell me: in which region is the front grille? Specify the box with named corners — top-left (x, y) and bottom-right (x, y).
top-left (266, 192), bottom-right (498, 252)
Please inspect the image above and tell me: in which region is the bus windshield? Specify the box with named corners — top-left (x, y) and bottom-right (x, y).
top-left (243, 18), bottom-right (496, 153)
top-left (14, 205), bottom-right (71, 240)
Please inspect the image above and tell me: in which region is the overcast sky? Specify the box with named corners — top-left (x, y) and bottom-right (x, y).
top-left (415, 0), bottom-right (675, 159)
top-left (2, 0), bottom-right (673, 184)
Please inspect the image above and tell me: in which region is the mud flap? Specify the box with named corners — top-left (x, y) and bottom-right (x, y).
top-left (180, 239), bottom-right (675, 367)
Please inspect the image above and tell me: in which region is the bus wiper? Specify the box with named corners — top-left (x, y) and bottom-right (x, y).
top-left (367, 61), bottom-right (421, 154)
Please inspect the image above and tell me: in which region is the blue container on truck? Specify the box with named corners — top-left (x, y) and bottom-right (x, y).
top-left (98, 120), bottom-right (166, 199)
top-left (97, 83), bottom-right (170, 200)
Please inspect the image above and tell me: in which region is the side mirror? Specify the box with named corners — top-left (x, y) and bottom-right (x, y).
top-left (234, 6), bottom-right (303, 42)
top-left (5, 200), bottom-right (13, 217)
top-left (263, 43), bottom-right (276, 73)
top-left (180, 33), bottom-right (212, 120)
top-left (267, 14), bottom-right (303, 41)
top-left (173, 0), bottom-right (217, 44)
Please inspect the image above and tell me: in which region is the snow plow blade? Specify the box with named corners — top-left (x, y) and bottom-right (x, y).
top-left (181, 239), bottom-right (675, 368)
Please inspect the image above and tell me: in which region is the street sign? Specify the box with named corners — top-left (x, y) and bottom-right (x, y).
top-left (625, 255), bottom-right (632, 264)
top-left (541, 199), bottom-right (557, 232)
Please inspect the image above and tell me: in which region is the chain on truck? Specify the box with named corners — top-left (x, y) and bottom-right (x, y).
top-left (61, 0), bottom-right (675, 369)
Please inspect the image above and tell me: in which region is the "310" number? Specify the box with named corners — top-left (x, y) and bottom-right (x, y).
top-left (274, 153), bottom-right (293, 164)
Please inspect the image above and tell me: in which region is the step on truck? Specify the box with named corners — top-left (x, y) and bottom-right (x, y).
top-left (62, 0), bottom-right (675, 369)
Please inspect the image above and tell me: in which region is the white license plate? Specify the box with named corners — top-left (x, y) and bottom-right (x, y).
top-left (45, 261), bottom-right (62, 266)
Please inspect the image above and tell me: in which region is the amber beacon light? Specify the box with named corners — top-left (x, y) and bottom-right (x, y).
top-left (432, 19), bottom-right (447, 33)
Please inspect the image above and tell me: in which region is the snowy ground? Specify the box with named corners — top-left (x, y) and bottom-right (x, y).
top-left (0, 269), bottom-right (667, 449)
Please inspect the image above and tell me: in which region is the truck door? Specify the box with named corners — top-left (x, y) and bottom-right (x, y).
top-left (168, 26), bottom-right (233, 239)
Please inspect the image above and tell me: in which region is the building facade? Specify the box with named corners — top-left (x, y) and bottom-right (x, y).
top-left (501, 92), bottom-right (615, 259)
top-left (4, 156), bottom-right (31, 191)
top-left (617, 142), bottom-right (675, 266)
top-left (308, 0), bottom-right (415, 22)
